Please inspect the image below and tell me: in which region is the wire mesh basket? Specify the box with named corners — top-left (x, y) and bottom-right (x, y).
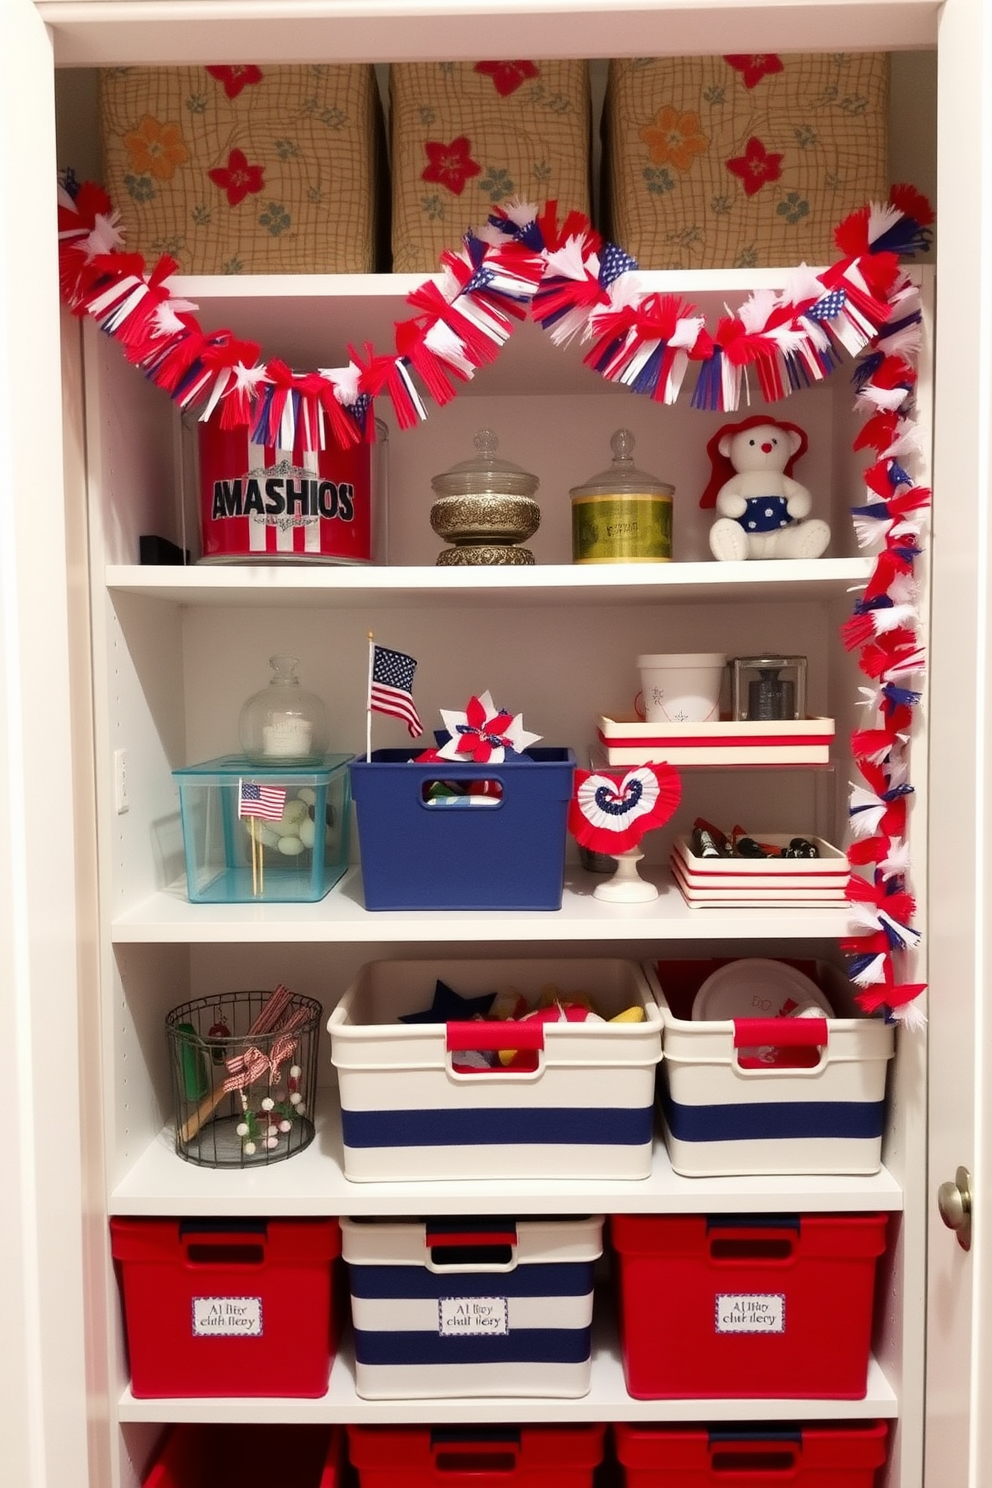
top-left (167, 987), bottom-right (321, 1167)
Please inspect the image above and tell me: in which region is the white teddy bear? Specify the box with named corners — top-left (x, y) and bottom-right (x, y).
top-left (701, 416), bottom-right (831, 561)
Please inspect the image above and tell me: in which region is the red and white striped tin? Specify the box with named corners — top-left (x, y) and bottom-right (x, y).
top-left (197, 419), bottom-right (374, 564)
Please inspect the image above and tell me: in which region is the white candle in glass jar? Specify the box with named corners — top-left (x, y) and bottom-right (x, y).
top-left (262, 713), bottom-right (313, 757)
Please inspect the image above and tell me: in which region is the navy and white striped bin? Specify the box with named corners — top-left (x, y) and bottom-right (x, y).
top-left (645, 961), bottom-right (895, 1178)
top-left (328, 959), bottom-right (662, 1182)
top-left (341, 1215), bottom-right (604, 1399)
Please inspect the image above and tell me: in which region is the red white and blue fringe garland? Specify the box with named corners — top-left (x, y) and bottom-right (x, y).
top-left (56, 178), bottom-right (934, 1025)
top-left (835, 197), bottom-right (932, 1030)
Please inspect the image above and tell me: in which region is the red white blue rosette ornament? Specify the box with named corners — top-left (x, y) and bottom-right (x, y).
top-left (569, 763), bottom-right (682, 857)
top-left (437, 690), bottom-right (542, 763)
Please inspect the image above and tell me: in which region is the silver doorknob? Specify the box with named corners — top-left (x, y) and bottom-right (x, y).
top-left (937, 1166), bottom-right (973, 1251)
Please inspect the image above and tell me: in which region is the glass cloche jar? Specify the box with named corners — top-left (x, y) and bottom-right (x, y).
top-left (238, 656), bottom-right (329, 765)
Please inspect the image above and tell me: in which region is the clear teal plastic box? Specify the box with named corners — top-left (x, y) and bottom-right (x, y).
top-left (173, 754), bottom-right (352, 903)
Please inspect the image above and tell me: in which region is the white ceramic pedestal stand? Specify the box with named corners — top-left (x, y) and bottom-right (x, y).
top-left (592, 846), bottom-right (658, 902)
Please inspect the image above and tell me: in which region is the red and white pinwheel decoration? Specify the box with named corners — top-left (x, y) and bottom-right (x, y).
top-left (569, 763), bottom-right (682, 857)
top-left (437, 690), bottom-right (542, 764)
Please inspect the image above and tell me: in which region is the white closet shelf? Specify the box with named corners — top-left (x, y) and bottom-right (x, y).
top-left (41, 1), bottom-right (938, 70)
top-left (107, 559), bottom-right (872, 610)
top-left (109, 1115), bottom-right (904, 1217)
top-left (111, 868), bottom-right (855, 943)
top-left (116, 1334), bottom-right (899, 1426)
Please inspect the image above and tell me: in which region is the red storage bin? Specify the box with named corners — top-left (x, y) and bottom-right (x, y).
top-left (347, 1423), bottom-right (606, 1488)
top-left (144, 1423), bottom-right (343, 1487)
top-left (611, 1213), bottom-right (888, 1400)
top-left (110, 1217), bottom-right (341, 1398)
top-left (614, 1421), bottom-right (889, 1487)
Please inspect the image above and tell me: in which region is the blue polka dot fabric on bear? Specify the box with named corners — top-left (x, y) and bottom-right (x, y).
top-left (740, 495), bottom-right (792, 532)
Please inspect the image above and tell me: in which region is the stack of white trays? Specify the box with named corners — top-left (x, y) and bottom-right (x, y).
top-left (671, 832), bottom-right (850, 908)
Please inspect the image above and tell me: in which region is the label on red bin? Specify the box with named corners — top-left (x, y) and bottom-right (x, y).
top-left (715, 1293), bottom-right (785, 1334)
top-left (438, 1297), bottom-right (509, 1336)
top-left (192, 1296), bottom-right (263, 1336)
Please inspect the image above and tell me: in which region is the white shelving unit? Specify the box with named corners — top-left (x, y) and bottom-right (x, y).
top-left (16, 5), bottom-right (950, 1486)
top-left (84, 262), bottom-right (927, 1484)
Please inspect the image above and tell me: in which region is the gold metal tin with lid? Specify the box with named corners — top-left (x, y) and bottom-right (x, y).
top-left (570, 429), bottom-right (674, 563)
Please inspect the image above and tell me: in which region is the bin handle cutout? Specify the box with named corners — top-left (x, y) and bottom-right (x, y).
top-left (185, 1242), bottom-right (266, 1266)
top-left (180, 1218), bottom-right (267, 1267)
top-left (731, 1016), bottom-right (828, 1074)
top-left (708, 1234), bottom-right (796, 1263)
top-left (420, 778), bottom-right (504, 808)
top-left (445, 1018), bottom-right (546, 1078)
top-left (425, 1220), bottom-right (519, 1272)
top-left (428, 1220), bottom-right (520, 1267)
top-left (432, 1449), bottom-right (517, 1473)
top-left (430, 1426), bottom-right (521, 1471)
top-left (705, 1215), bottom-right (798, 1263)
top-left (709, 1444), bottom-right (799, 1473)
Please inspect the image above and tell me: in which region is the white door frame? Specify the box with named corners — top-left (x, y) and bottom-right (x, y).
top-left (926, 0), bottom-right (992, 1483)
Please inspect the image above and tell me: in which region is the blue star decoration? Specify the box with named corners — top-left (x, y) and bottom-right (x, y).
top-left (399, 980), bottom-right (497, 1023)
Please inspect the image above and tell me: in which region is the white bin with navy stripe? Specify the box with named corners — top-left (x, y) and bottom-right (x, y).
top-left (645, 961), bottom-right (895, 1177)
top-left (327, 959), bottom-right (662, 1181)
top-left (341, 1215), bottom-right (603, 1399)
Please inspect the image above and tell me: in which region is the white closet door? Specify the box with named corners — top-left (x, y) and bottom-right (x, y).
top-left (927, 0), bottom-right (992, 1484)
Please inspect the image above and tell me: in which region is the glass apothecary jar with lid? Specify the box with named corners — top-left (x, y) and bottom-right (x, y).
top-left (239, 656), bottom-right (330, 765)
top-left (570, 429), bottom-right (674, 563)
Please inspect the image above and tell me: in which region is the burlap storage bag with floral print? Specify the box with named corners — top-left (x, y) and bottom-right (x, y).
top-left (603, 53), bottom-right (889, 269)
top-left (390, 60), bottom-right (591, 273)
top-left (100, 63), bottom-right (385, 274)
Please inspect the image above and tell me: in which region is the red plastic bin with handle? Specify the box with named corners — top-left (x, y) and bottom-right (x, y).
top-left (110, 1216), bottom-right (341, 1398)
top-left (614, 1421), bottom-right (889, 1487)
top-left (143, 1423), bottom-right (343, 1487)
top-left (347, 1424), bottom-right (606, 1488)
top-left (610, 1213), bottom-right (888, 1399)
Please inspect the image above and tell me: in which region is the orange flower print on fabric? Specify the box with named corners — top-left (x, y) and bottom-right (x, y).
top-left (724, 54), bottom-right (784, 89)
top-left (208, 148), bottom-right (265, 207)
top-left (421, 136), bottom-right (482, 196)
top-left (206, 65), bottom-right (264, 99)
top-left (474, 60), bottom-right (539, 97)
top-left (726, 136), bottom-right (784, 196)
top-left (123, 115), bottom-right (190, 182)
top-left (639, 106), bottom-right (709, 174)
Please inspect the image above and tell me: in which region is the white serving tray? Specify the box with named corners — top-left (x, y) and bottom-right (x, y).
top-left (597, 714), bottom-right (835, 766)
top-left (674, 833), bottom-right (849, 884)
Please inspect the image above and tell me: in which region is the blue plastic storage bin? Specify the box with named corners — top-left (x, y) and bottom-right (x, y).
top-left (173, 753), bottom-right (352, 903)
top-left (350, 748), bottom-right (576, 910)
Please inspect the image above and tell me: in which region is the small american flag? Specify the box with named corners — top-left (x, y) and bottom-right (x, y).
top-left (369, 644), bottom-right (423, 738)
top-left (238, 779), bottom-right (288, 821)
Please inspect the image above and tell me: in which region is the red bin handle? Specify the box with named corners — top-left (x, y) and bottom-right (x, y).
top-left (733, 1017), bottom-right (828, 1048)
top-left (445, 1020), bottom-right (545, 1052)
